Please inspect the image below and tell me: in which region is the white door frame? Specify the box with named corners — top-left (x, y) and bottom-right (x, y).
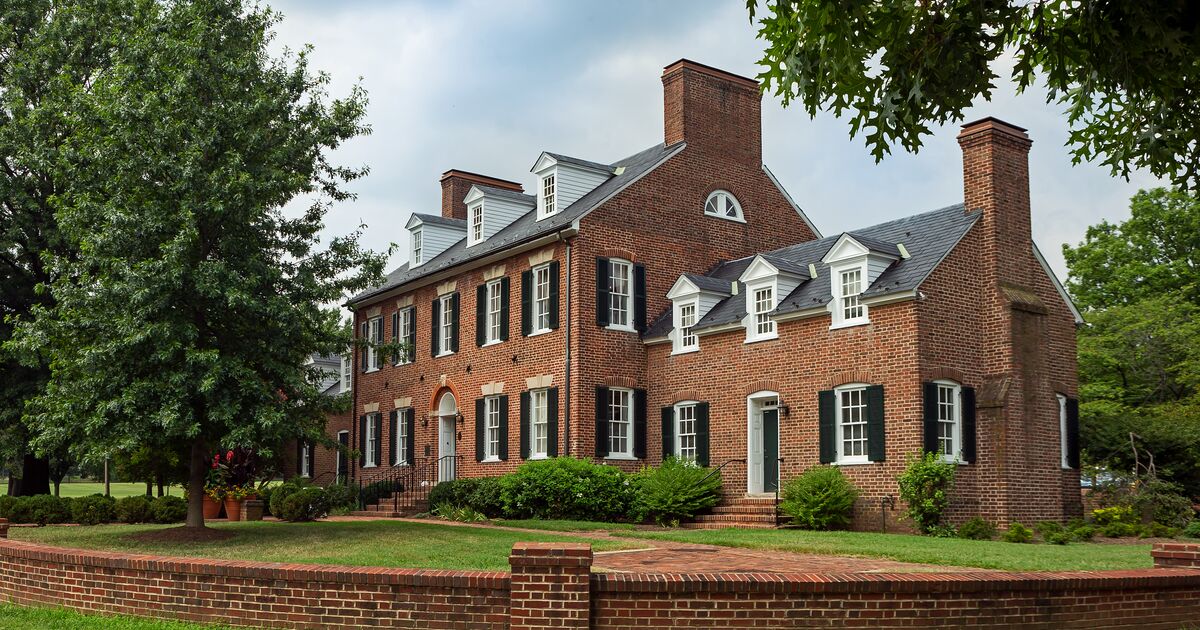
top-left (437, 391), bottom-right (458, 482)
top-left (746, 391), bottom-right (779, 494)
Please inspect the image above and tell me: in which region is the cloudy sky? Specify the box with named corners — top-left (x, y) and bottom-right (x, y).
top-left (271, 0), bottom-right (1162, 284)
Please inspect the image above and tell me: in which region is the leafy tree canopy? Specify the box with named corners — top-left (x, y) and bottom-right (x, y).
top-left (748, 1), bottom-right (1200, 189)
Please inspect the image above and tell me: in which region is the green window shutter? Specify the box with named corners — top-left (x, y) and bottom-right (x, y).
top-left (962, 387), bottom-right (977, 464)
top-left (388, 410), bottom-right (398, 466)
top-left (595, 258), bottom-right (610, 327)
top-left (818, 391), bottom-right (835, 464)
top-left (866, 385), bottom-right (885, 462)
top-left (660, 406), bottom-right (675, 461)
top-left (633, 264), bottom-right (647, 332)
top-left (499, 277), bottom-right (511, 341)
top-left (547, 388), bottom-right (559, 457)
top-left (405, 409), bottom-right (415, 465)
top-left (594, 386), bottom-right (609, 457)
top-left (430, 299), bottom-right (440, 357)
top-left (358, 415), bottom-right (367, 467)
top-left (634, 388), bottom-right (647, 459)
top-left (548, 261), bottom-right (560, 330)
top-left (359, 322), bottom-right (368, 372)
top-left (476, 284), bottom-right (487, 347)
top-left (449, 292), bottom-right (460, 353)
top-left (922, 382), bottom-right (940, 455)
top-left (521, 270), bottom-right (533, 336)
top-left (498, 395), bottom-right (510, 461)
top-left (1066, 398), bottom-right (1080, 469)
top-left (406, 306), bottom-right (417, 362)
top-left (696, 402), bottom-right (711, 467)
top-left (519, 391), bottom-right (531, 460)
top-left (475, 398), bottom-right (486, 462)
top-left (374, 414), bottom-right (383, 467)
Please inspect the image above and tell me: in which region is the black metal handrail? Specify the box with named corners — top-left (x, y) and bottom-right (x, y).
top-left (355, 454), bottom-right (462, 514)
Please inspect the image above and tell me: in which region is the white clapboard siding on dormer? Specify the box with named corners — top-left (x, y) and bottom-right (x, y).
top-left (420, 225), bottom-right (465, 262)
top-left (483, 196), bottom-right (533, 240)
top-left (555, 164), bottom-right (610, 211)
top-left (867, 256), bottom-right (894, 285)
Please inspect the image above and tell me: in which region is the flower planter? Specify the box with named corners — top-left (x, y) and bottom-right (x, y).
top-left (223, 498), bottom-right (243, 522)
top-left (203, 495), bottom-right (222, 520)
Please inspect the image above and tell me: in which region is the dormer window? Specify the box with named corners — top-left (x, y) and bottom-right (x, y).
top-left (704, 190), bottom-right (744, 222)
top-left (468, 203), bottom-right (483, 246)
top-left (751, 286), bottom-right (775, 339)
top-left (411, 229), bottom-right (423, 266)
top-left (822, 233), bottom-right (899, 330)
top-left (674, 300), bottom-right (698, 353)
top-left (839, 268), bottom-right (865, 321)
top-left (541, 174), bottom-right (556, 216)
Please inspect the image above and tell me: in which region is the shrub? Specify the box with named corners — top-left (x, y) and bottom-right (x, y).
top-left (633, 458), bottom-right (722, 527)
top-left (778, 466), bottom-right (858, 530)
top-left (1092, 506), bottom-right (1137, 527)
top-left (957, 517), bottom-right (997, 540)
top-left (324, 483), bottom-right (358, 512)
top-left (269, 478), bottom-right (312, 516)
top-left (116, 496), bottom-right (154, 524)
top-left (428, 477), bottom-right (505, 518)
top-left (150, 496), bottom-right (187, 524)
top-left (1139, 522), bottom-right (1179, 539)
top-left (1131, 479), bottom-right (1195, 528)
top-left (1101, 521), bottom-right (1139, 538)
top-left (1070, 524), bottom-right (1097, 541)
top-left (0, 495), bottom-right (17, 519)
top-left (1183, 520), bottom-right (1200, 539)
top-left (71, 494), bottom-right (116, 525)
top-left (357, 480), bottom-right (397, 509)
top-left (500, 457), bottom-right (635, 521)
top-left (278, 487), bottom-right (329, 522)
top-left (432, 502), bottom-right (487, 522)
top-left (1035, 520), bottom-right (1064, 539)
top-left (896, 452), bottom-right (956, 534)
top-left (926, 523), bottom-right (958, 538)
top-left (9, 495), bottom-right (71, 525)
top-left (257, 486), bottom-right (275, 516)
top-left (1002, 522), bottom-right (1033, 543)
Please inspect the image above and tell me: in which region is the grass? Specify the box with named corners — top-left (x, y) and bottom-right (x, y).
top-left (55, 483), bottom-right (176, 499)
top-left (0, 603), bottom-right (217, 629)
top-left (9, 520), bottom-right (638, 571)
top-left (494, 518), bottom-right (636, 532)
top-left (616, 528), bottom-right (1153, 572)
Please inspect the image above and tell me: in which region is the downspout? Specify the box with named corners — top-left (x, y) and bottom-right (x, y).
top-left (350, 311), bottom-right (358, 483)
top-left (563, 237), bottom-right (574, 456)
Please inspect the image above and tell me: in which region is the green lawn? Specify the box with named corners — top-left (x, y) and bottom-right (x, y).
top-left (9, 520), bottom-right (638, 571)
top-left (56, 482), bottom-right (175, 499)
top-left (494, 518), bottom-right (635, 532)
top-left (617, 528), bottom-right (1153, 572)
top-left (0, 603), bottom-right (218, 630)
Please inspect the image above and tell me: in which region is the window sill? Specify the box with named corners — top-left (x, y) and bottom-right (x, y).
top-left (364, 368), bottom-right (380, 374)
top-left (392, 462), bottom-right (410, 468)
top-left (704, 212), bottom-right (747, 224)
top-left (744, 333), bottom-right (778, 344)
top-left (604, 454), bottom-right (639, 461)
top-left (362, 464), bottom-right (378, 469)
top-left (831, 459), bottom-right (874, 466)
top-left (481, 339), bottom-right (503, 348)
top-left (528, 454), bottom-right (549, 461)
top-left (481, 457), bottom-right (502, 464)
top-left (830, 319), bottom-right (870, 330)
top-left (606, 324), bottom-right (637, 333)
top-left (435, 351), bottom-right (455, 358)
top-left (527, 328), bottom-right (554, 338)
top-left (671, 347), bottom-right (699, 356)
top-left (393, 362), bottom-right (412, 368)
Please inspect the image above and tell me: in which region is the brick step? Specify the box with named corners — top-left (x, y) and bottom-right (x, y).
top-left (710, 505), bottom-right (779, 515)
top-left (350, 510), bottom-right (409, 518)
top-left (681, 521), bottom-right (777, 530)
top-left (692, 514), bottom-right (779, 525)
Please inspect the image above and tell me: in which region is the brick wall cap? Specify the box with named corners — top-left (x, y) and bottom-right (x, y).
top-left (662, 59), bottom-right (759, 90)
top-left (439, 169), bottom-right (523, 192)
top-left (958, 117), bottom-right (1030, 141)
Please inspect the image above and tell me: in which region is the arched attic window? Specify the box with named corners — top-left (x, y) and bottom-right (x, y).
top-left (704, 190), bottom-right (744, 222)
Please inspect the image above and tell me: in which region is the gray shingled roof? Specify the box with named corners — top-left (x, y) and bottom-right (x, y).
top-left (680, 273), bottom-right (734, 294)
top-left (351, 142), bottom-right (682, 305)
top-left (542, 152), bottom-right (615, 174)
top-left (409, 213), bottom-right (466, 229)
top-left (844, 232), bottom-right (902, 258)
top-left (645, 204), bottom-right (979, 339)
top-left (474, 184), bottom-right (536, 205)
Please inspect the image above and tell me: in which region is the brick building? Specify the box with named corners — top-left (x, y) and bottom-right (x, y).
top-left (331, 59), bottom-right (1083, 528)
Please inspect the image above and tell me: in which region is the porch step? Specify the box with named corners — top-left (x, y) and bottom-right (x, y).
top-left (692, 513), bottom-right (779, 525)
top-left (681, 521), bottom-right (777, 530)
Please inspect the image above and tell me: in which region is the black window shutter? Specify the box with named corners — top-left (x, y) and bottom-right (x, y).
top-left (922, 382), bottom-right (940, 455)
top-left (962, 387), bottom-right (977, 463)
top-left (430, 299), bottom-right (441, 357)
top-left (374, 414), bottom-right (383, 468)
top-left (634, 388), bottom-right (648, 459)
top-left (1066, 397), bottom-right (1080, 469)
top-left (548, 261), bottom-right (560, 330)
top-left (449, 293), bottom-right (460, 353)
top-left (595, 258), bottom-right (610, 327)
top-left (594, 386), bottom-right (609, 457)
top-left (500, 277), bottom-right (511, 341)
top-left (520, 391), bottom-right (531, 460)
top-left (373, 319), bottom-right (384, 369)
top-left (866, 385), bottom-right (885, 462)
top-left (391, 312), bottom-right (400, 364)
top-left (358, 415), bottom-right (367, 466)
top-left (547, 388), bottom-right (559, 457)
top-left (359, 322), bottom-right (368, 372)
top-left (696, 402), bottom-right (711, 467)
top-left (661, 406), bottom-right (675, 460)
top-left (498, 395), bottom-right (510, 461)
top-left (475, 284), bottom-right (487, 347)
top-left (389, 410), bottom-right (398, 466)
top-left (633, 264), bottom-right (647, 333)
top-left (404, 409), bottom-right (415, 465)
top-left (307, 442), bottom-right (316, 478)
top-left (406, 306), bottom-right (416, 362)
top-left (818, 390), bottom-right (836, 464)
top-left (475, 398), bottom-right (486, 462)
top-left (296, 440), bottom-right (304, 476)
top-left (521, 270), bottom-right (533, 336)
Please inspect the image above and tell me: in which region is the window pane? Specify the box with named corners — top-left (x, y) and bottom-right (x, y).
top-left (532, 390), bottom-right (548, 456)
top-left (678, 303), bottom-right (697, 349)
top-left (440, 296), bottom-right (453, 353)
top-left (937, 384), bottom-right (958, 458)
top-left (534, 265), bottom-right (551, 331)
top-left (609, 389), bottom-right (631, 456)
top-left (841, 269), bottom-right (864, 320)
top-left (677, 404), bottom-right (696, 461)
top-left (753, 287), bottom-right (775, 336)
top-left (486, 397), bottom-right (500, 459)
top-left (839, 388), bottom-right (867, 458)
top-left (542, 175), bottom-right (555, 214)
top-left (609, 261), bottom-right (630, 327)
top-left (487, 281), bottom-right (501, 342)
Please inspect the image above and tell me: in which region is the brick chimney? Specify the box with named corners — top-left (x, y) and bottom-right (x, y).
top-left (439, 170), bottom-right (524, 221)
top-left (957, 117), bottom-right (1034, 286)
top-left (662, 59), bottom-right (761, 163)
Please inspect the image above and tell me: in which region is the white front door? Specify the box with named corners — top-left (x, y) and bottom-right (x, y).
top-left (746, 393), bottom-right (779, 494)
top-left (439, 416), bottom-right (456, 482)
top-left (748, 402), bottom-right (764, 494)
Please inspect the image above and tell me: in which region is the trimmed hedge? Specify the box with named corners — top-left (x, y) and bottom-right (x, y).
top-left (633, 458), bottom-right (721, 527)
top-left (278, 487), bottom-right (329, 522)
top-left (427, 477), bottom-right (505, 518)
top-left (116, 496), bottom-right (154, 524)
top-left (779, 466), bottom-right (859, 530)
top-left (70, 494), bottom-right (116, 526)
top-left (150, 496), bottom-right (187, 524)
top-left (499, 457), bottom-right (636, 521)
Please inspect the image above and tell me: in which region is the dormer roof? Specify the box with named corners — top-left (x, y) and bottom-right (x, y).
top-left (405, 212), bottom-right (467, 231)
top-left (463, 184), bottom-right (537, 207)
top-left (668, 273), bottom-right (733, 300)
top-left (531, 151), bottom-right (615, 175)
top-left (821, 232), bottom-right (902, 264)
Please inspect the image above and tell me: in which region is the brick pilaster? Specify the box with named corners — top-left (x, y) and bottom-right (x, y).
top-left (1152, 543), bottom-right (1200, 569)
top-left (508, 542), bottom-right (591, 629)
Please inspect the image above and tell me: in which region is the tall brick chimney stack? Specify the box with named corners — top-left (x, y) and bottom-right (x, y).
top-left (957, 117), bottom-right (1034, 286)
top-left (439, 170), bottom-right (524, 221)
top-left (662, 60), bottom-right (762, 164)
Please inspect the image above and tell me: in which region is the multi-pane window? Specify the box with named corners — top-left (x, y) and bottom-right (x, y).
top-left (531, 389), bottom-right (549, 458)
top-left (677, 301), bottom-right (698, 351)
top-left (340, 354), bottom-right (351, 391)
top-left (541, 174), bottom-right (556, 215)
top-left (439, 294), bottom-right (454, 355)
top-left (395, 413), bottom-right (408, 465)
top-left (364, 414), bottom-right (378, 467)
top-left (412, 230), bottom-right (422, 265)
top-left (533, 264), bottom-right (552, 333)
top-left (366, 317), bottom-right (382, 370)
top-left (837, 386), bottom-right (868, 462)
top-left (395, 308), bottom-right (413, 364)
top-left (704, 190), bottom-right (743, 221)
top-left (608, 388), bottom-right (633, 457)
top-left (300, 443), bottom-right (311, 477)
top-left (484, 397), bottom-right (501, 460)
top-left (469, 203), bottom-right (483, 244)
top-left (608, 260), bottom-right (632, 328)
top-left (840, 268), bottom-right (865, 321)
top-left (752, 286), bottom-right (775, 338)
top-left (486, 280), bottom-right (502, 343)
top-left (676, 403), bottom-right (697, 461)
top-left (936, 382), bottom-right (961, 461)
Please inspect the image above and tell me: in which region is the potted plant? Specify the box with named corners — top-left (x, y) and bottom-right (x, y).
top-left (214, 448), bottom-right (263, 521)
top-left (203, 455), bottom-right (227, 519)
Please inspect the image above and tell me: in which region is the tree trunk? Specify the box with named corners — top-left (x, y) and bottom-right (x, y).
top-left (53, 479), bottom-right (60, 496)
top-left (146, 481), bottom-right (153, 497)
top-left (155, 469), bottom-right (165, 497)
top-left (185, 439), bottom-right (208, 529)
top-left (12, 454), bottom-right (51, 496)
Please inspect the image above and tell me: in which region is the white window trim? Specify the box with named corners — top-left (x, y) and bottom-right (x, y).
top-left (830, 260), bottom-right (870, 329)
top-left (531, 263), bottom-right (553, 335)
top-left (394, 412), bottom-right (409, 466)
top-left (606, 387), bottom-right (634, 459)
top-left (365, 317), bottom-right (382, 372)
top-left (468, 202), bottom-right (484, 246)
top-left (364, 413), bottom-right (379, 468)
top-left (411, 228), bottom-right (423, 267)
top-left (483, 396), bottom-right (502, 462)
top-left (340, 354), bottom-right (352, 392)
top-left (299, 442), bottom-right (311, 478)
top-left (834, 383), bottom-right (870, 465)
top-left (394, 308), bottom-right (413, 365)
top-left (674, 401), bottom-right (698, 462)
top-left (934, 380), bottom-right (963, 464)
top-left (538, 173), bottom-right (556, 219)
top-left (672, 299), bottom-right (699, 354)
top-left (484, 279), bottom-right (503, 345)
top-left (530, 389), bottom-right (549, 459)
top-left (607, 259), bottom-right (635, 332)
top-left (1058, 393), bottom-right (1070, 469)
top-left (744, 280), bottom-right (778, 343)
top-left (703, 189), bottom-right (746, 223)
top-left (437, 294), bottom-right (455, 357)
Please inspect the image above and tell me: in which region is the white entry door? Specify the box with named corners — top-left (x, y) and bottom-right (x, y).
top-left (439, 416), bottom-right (456, 482)
top-left (748, 403), bottom-right (764, 493)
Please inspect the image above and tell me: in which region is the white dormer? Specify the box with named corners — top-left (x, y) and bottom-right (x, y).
top-left (738, 255), bottom-right (808, 343)
top-left (463, 185), bottom-right (536, 247)
top-left (666, 274), bottom-right (732, 354)
top-left (405, 213), bottom-right (467, 267)
top-left (530, 152), bottom-right (612, 221)
top-left (821, 233), bottom-right (900, 329)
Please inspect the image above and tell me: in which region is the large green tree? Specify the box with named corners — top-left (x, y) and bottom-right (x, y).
top-left (748, 1), bottom-right (1200, 189)
top-left (9, 0), bottom-right (385, 528)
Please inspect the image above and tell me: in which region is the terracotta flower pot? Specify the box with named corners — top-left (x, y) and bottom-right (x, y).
top-left (224, 498), bottom-right (243, 522)
top-left (202, 495), bottom-right (222, 520)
